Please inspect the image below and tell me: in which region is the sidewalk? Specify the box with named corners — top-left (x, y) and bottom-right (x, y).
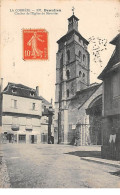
top-left (81, 156), bottom-right (120, 168)
top-left (59, 145), bottom-right (120, 168)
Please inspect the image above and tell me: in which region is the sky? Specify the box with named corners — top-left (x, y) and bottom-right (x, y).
top-left (1, 0), bottom-right (120, 104)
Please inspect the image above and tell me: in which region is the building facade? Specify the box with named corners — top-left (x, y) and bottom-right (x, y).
top-left (0, 82), bottom-right (54, 144)
top-left (98, 34), bottom-right (120, 160)
top-left (68, 83), bottom-right (102, 146)
top-left (40, 97), bottom-right (54, 144)
top-left (54, 13), bottom-right (102, 145)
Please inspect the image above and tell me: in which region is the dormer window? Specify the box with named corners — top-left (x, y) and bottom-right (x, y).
top-left (12, 87), bottom-right (17, 93)
top-left (30, 91), bottom-right (35, 97)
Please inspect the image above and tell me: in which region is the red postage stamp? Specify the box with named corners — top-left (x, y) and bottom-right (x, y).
top-left (23, 29), bottom-right (48, 60)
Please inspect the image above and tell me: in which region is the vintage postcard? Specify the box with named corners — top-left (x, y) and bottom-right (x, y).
top-left (0, 0), bottom-right (120, 189)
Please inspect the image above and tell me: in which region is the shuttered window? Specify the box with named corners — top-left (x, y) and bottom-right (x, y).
top-left (11, 99), bottom-right (17, 108)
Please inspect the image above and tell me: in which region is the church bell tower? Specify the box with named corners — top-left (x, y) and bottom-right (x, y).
top-left (54, 9), bottom-right (90, 144)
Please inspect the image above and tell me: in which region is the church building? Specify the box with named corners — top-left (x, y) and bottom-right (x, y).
top-left (54, 12), bottom-right (102, 145)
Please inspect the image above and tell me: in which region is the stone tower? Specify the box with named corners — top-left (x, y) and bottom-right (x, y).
top-left (54, 13), bottom-right (90, 144)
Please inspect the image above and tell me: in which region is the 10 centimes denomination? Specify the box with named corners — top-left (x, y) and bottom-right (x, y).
top-left (23, 29), bottom-right (48, 60)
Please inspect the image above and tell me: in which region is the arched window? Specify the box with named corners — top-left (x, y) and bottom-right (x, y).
top-left (67, 89), bottom-right (69, 97)
top-left (60, 54), bottom-right (63, 68)
top-left (78, 51), bottom-right (81, 58)
top-left (79, 71), bottom-right (82, 77)
top-left (79, 51), bottom-right (82, 62)
top-left (66, 70), bottom-right (70, 80)
top-left (67, 50), bottom-right (70, 62)
top-left (83, 54), bottom-right (86, 64)
top-left (83, 73), bottom-right (85, 78)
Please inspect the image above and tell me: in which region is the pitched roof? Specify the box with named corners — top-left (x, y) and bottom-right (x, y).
top-left (68, 14), bottom-right (79, 22)
top-left (4, 82), bottom-right (34, 90)
top-left (110, 33), bottom-right (120, 45)
top-left (2, 82), bottom-right (42, 100)
top-left (2, 82), bottom-right (53, 106)
top-left (98, 33), bottom-right (120, 79)
top-left (39, 95), bottom-right (51, 105)
top-left (69, 83), bottom-right (102, 110)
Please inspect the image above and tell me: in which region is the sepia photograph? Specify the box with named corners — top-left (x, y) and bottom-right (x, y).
top-left (0, 0), bottom-right (120, 189)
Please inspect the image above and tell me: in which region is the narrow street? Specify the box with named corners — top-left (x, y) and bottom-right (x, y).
top-left (0, 144), bottom-right (120, 188)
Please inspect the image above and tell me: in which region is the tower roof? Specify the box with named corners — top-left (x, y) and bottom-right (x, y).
top-left (68, 14), bottom-right (79, 22)
top-left (57, 13), bottom-right (89, 45)
top-left (57, 29), bottom-right (89, 45)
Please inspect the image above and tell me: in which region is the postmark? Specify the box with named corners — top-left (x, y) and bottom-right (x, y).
top-left (23, 29), bottom-right (48, 60)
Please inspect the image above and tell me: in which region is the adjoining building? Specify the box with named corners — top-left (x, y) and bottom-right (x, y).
top-left (54, 13), bottom-right (103, 145)
top-left (98, 33), bottom-right (120, 160)
top-left (0, 82), bottom-right (54, 144)
top-left (40, 96), bottom-right (54, 144)
top-left (69, 83), bottom-right (102, 146)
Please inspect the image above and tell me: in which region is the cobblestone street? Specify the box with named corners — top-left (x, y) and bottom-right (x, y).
top-left (0, 144), bottom-right (120, 188)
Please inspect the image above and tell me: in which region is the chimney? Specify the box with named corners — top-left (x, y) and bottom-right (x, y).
top-left (36, 86), bottom-right (39, 96)
top-left (0, 78), bottom-right (3, 93)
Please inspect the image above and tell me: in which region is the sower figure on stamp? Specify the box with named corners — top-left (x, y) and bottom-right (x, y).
top-left (27, 32), bottom-right (44, 58)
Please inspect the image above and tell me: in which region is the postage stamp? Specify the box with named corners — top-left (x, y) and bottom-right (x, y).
top-left (23, 29), bottom-right (48, 60)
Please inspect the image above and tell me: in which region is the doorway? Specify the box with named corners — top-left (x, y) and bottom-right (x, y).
top-left (19, 134), bottom-right (26, 143)
top-left (31, 135), bottom-right (34, 143)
